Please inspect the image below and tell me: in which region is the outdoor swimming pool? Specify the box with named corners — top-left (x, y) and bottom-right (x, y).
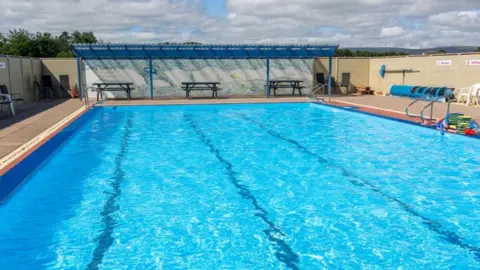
top-left (0, 103), bottom-right (479, 269)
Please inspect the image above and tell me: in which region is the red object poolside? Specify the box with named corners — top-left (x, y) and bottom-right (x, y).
top-left (464, 129), bottom-right (476, 135)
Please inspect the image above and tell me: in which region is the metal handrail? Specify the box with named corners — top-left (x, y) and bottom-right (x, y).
top-left (405, 99), bottom-right (423, 118)
top-left (310, 83), bottom-right (328, 103)
top-left (420, 96), bottom-right (443, 124)
top-left (312, 83), bottom-right (327, 96)
top-left (84, 86), bottom-right (96, 109)
top-left (405, 94), bottom-right (433, 121)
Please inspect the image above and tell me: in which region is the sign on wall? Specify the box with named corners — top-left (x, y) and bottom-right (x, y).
top-left (0, 62), bottom-right (6, 69)
top-left (436, 60), bottom-right (452, 66)
top-left (465, 60), bottom-right (480, 66)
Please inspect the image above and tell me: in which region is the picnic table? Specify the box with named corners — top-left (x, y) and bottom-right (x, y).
top-left (181, 82), bottom-right (221, 99)
top-left (93, 82), bottom-right (134, 101)
top-left (268, 80), bottom-right (305, 96)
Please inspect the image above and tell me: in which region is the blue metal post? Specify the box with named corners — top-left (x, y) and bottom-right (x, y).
top-left (328, 55), bottom-right (332, 102)
top-left (76, 57), bottom-right (83, 99)
top-left (149, 58), bottom-right (154, 100)
top-left (266, 58), bottom-right (270, 97)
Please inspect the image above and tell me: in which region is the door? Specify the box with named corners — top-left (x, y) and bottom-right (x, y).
top-left (59, 75), bottom-right (71, 98)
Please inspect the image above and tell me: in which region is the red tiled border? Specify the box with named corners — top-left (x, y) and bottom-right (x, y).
top-left (329, 101), bottom-right (423, 124)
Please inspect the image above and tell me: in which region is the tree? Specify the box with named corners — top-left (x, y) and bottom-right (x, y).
top-left (1, 29), bottom-right (32, 56)
top-left (71, 31), bottom-right (97, 44)
top-left (438, 49), bottom-right (447, 53)
top-left (0, 29), bottom-right (98, 57)
top-left (29, 32), bottom-right (61, 57)
top-left (476, 47), bottom-right (480, 52)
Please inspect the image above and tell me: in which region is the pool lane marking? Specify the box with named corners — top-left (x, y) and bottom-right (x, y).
top-left (184, 114), bottom-right (301, 270)
top-left (238, 114), bottom-right (480, 261)
top-left (87, 115), bottom-right (133, 270)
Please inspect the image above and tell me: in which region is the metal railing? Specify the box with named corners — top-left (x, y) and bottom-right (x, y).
top-left (405, 94), bottom-right (451, 125)
top-left (83, 86), bottom-right (96, 109)
top-left (405, 94), bottom-right (433, 123)
top-left (310, 83), bottom-right (328, 103)
top-left (420, 96), bottom-right (445, 124)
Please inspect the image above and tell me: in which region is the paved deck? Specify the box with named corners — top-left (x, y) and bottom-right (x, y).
top-left (0, 99), bottom-right (84, 159)
top-left (330, 95), bottom-right (480, 121)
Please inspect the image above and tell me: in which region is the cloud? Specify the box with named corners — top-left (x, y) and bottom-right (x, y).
top-left (0, 0), bottom-right (479, 48)
top-left (381, 27), bottom-right (405, 37)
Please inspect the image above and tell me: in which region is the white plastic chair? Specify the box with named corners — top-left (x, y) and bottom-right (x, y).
top-left (455, 84), bottom-right (480, 106)
top-left (0, 85), bottom-right (16, 116)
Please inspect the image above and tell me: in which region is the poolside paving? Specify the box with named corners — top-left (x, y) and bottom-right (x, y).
top-left (330, 95), bottom-right (480, 121)
top-left (0, 99), bottom-right (84, 159)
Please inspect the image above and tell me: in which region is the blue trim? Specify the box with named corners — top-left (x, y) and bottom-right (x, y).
top-left (76, 57), bottom-right (82, 99)
top-left (0, 109), bottom-right (100, 204)
top-left (149, 58), bottom-right (154, 100)
top-left (266, 58), bottom-right (270, 97)
top-left (327, 56), bottom-right (332, 98)
top-left (72, 44), bottom-right (338, 60)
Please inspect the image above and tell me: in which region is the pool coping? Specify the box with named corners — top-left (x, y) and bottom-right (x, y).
top-left (0, 106), bottom-right (87, 176)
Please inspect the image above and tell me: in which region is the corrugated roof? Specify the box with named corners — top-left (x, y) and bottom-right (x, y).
top-left (72, 44), bottom-right (339, 59)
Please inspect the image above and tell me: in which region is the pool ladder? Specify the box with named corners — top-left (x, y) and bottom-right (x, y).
top-left (310, 83), bottom-right (328, 103)
top-left (83, 86), bottom-right (96, 109)
top-left (405, 94), bottom-right (451, 125)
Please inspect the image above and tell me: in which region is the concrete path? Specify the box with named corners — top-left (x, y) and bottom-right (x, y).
top-left (0, 99), bottom-right (84, 159)
top-left (331, 95), bottom-right (480, 120)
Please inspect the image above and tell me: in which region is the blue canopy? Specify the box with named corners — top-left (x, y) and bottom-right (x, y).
top-left (74, 43), bottom-right (338, 100)
top-left (72, 44), bottom-right (338, 59)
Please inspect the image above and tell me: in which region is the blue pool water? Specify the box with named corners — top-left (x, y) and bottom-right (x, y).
top-left (1, 103), bottom-right (479, 269)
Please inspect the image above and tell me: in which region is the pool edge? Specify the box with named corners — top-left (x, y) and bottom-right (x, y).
top-left (0, 106), bottom-right (89, 204)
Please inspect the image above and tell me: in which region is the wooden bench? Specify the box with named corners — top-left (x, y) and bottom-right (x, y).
top-left (268, 80), bottom-right (306, 96)
top-left (93, 82), bottom-right (134, 100)
top-left (181, 82), bottom-right (221, 99)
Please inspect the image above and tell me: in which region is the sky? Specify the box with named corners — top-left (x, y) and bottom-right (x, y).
top-left (1, 0), bottom-right (479, 48)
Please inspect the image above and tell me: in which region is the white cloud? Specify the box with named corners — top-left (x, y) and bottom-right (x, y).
top-left (0, 0), bottom-right (479, 48)
top-left (381, 27), bottom-right (405, 37)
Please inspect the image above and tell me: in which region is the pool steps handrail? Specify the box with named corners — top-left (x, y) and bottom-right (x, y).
top-left (419, 96), bottom-right (447, 124)
top-left (405, 94), bottom-right (453, 127)
top-left (311, 83), bottom-right (328, 103)
top-left (405, 94), bottom-right (432, 121)
top-left (84, 86), bottom-right (96, 109)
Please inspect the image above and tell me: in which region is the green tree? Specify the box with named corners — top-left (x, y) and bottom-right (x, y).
top-left (438, 49), bottom-right (447, 53)
top-left (335, 49), bottom-right (354, 57)
top-left (71, 31), bottom-right (97, 44)
top-left (29, 32), bottom-right (61, 57)
top-left (1, 29), bottom-right (32, 56)
top-left (476, 47), bottom-right (480, 52)
top-left (57, 31), bottom-right (73, 52)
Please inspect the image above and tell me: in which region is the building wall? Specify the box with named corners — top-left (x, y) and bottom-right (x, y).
top-left (38, 53), bottom-right (480, 100)
top-left (82, 59), bottom-right (314, 98)
top-left (369, 53), bottom-right (480, 93)
top-left (313, 57), bottom-right (370, 94)
top-left (41, 59), bottom-right (85, 98)
top-left (0, 55), bottom-right (41, 113)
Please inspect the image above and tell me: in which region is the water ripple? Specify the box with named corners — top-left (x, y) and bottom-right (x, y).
top-left (238, 113), bottom-right (480, 262)
top-left (184, 114), bottom-right (300, 270)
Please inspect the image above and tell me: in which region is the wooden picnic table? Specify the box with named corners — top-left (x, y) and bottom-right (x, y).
top-left (268, 80), bottom-right (305, 96)
top-left (93, 82), bottom-right (134, 101)
top-left (181, 82), bottom-right (221, 99)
